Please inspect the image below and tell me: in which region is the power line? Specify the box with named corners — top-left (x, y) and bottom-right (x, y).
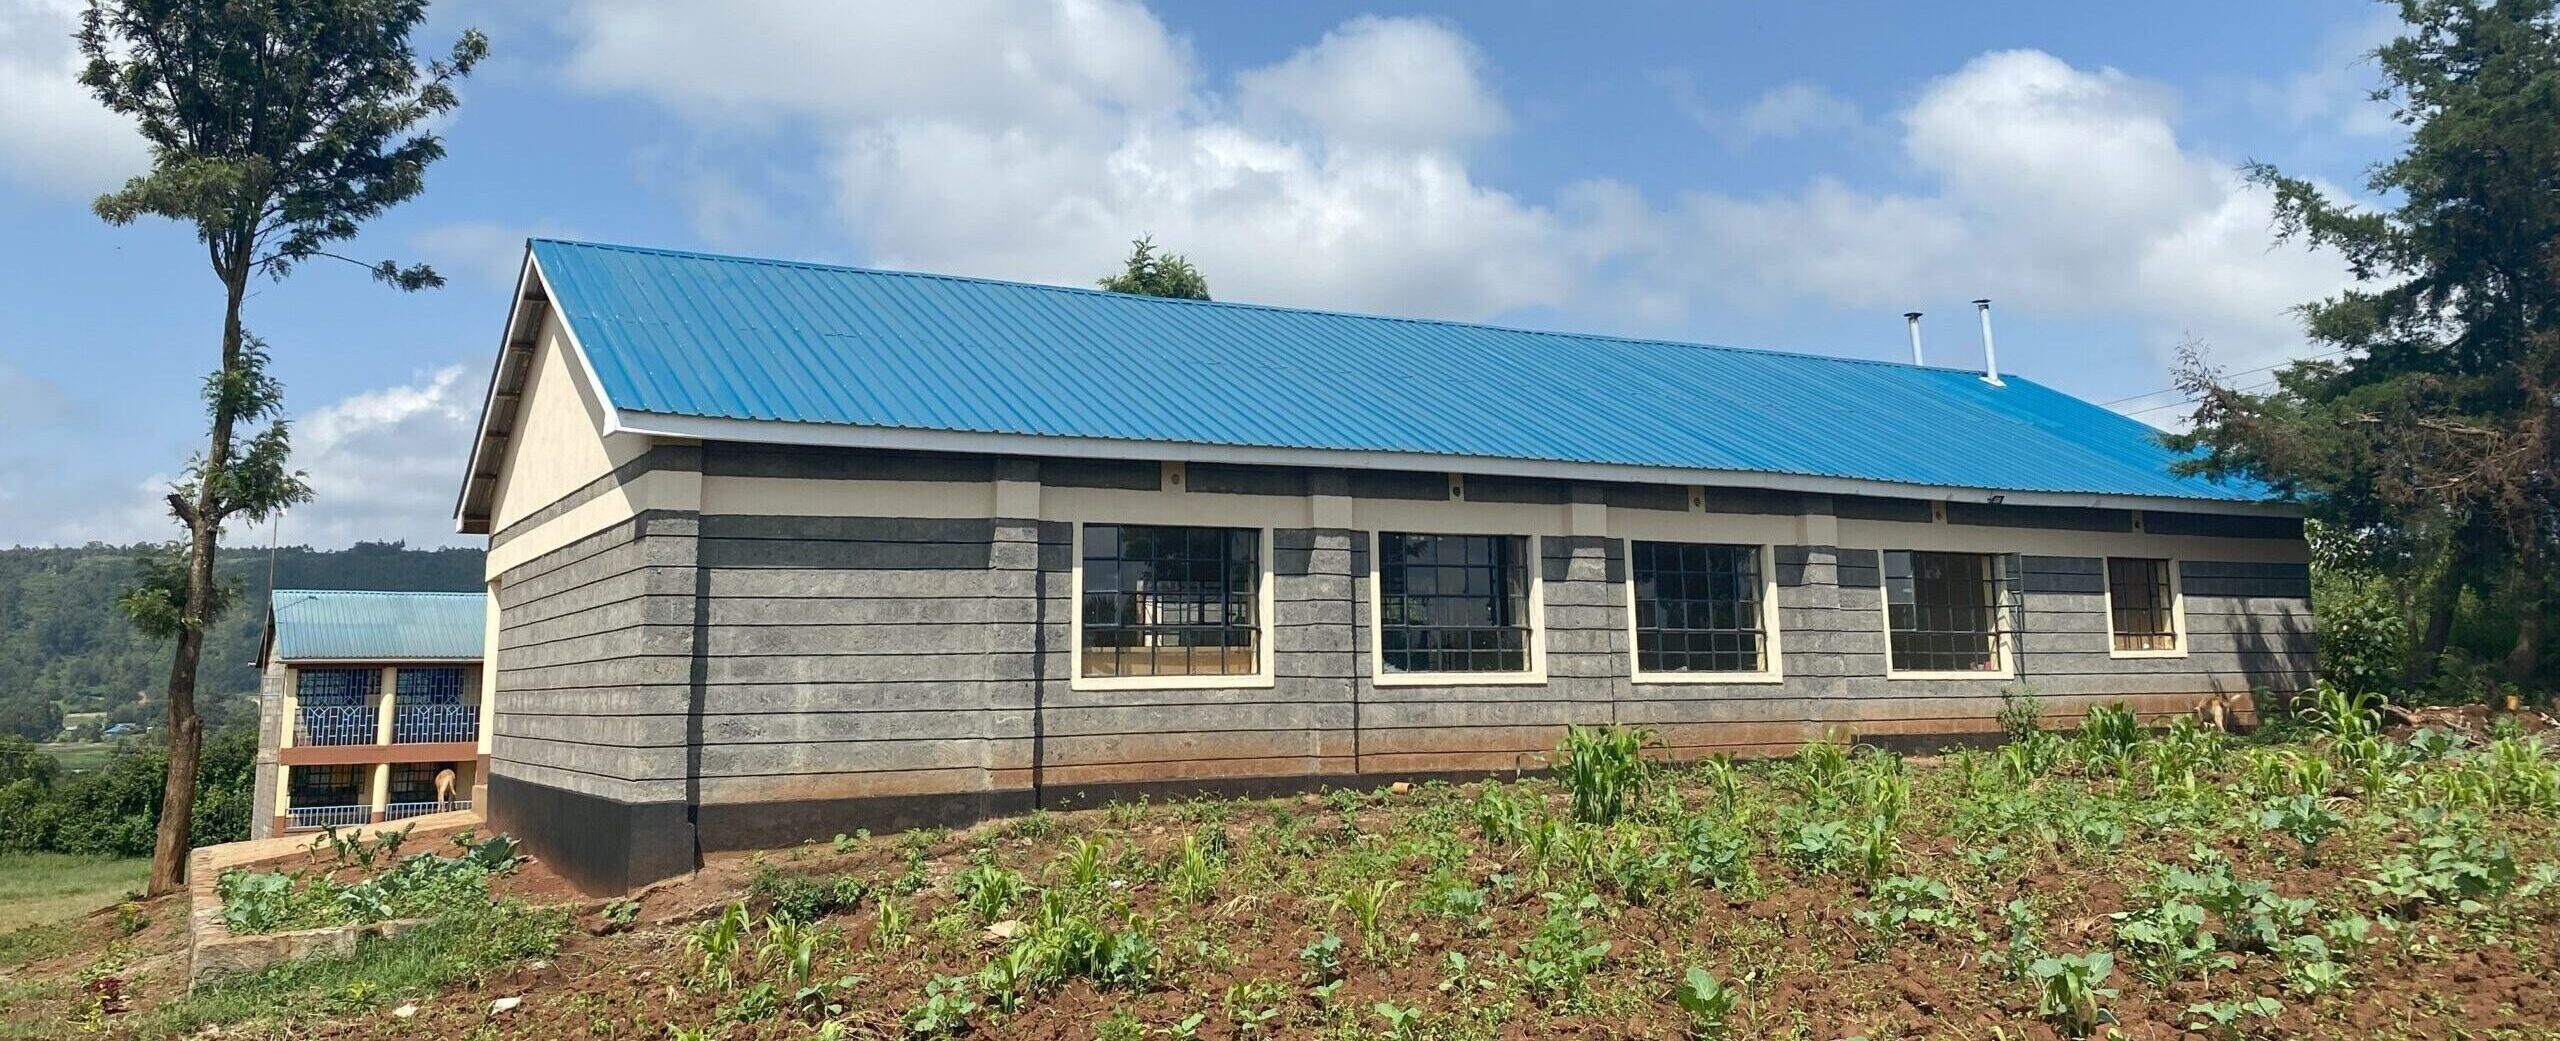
top-left (2125, 375), bottom-right (2285, 418)
top-left (2094, 347), bottom-right (2350, 409)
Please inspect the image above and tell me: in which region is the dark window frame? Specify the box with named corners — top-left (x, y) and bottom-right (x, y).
top-left (2105, 556), bottom-right (2180, 653)
top-left (295, 667), bottom-right (380, 706)
top-left (394, 666), bottom-right (467, 705)
top-left (1077, 523), bottom-right (1265, 681)
top-left (1883, 550), bottom-right (2006, 674)
top-left (1377, 532), bottom-right (1535, 675)
top-left (1629, 540), bottom-right (1771, 675)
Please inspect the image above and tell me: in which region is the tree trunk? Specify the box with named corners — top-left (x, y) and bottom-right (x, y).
top-left (2504, 543), bottom-right (2544, 689)
top-left (2401, 533), bottom-right (2471, 692)
top-left (145, 273), bottom-right (248, 897)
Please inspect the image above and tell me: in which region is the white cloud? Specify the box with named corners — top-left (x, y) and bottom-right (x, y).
top-left (1234, 15), bottom-right (1507, 154)
top-left (561, 7), bottom-right (2345, 376)
top-left (564, 1), bottom-right (1576, 321)
top-left (278, 365), bottom-right (478, 548)
top-left (9, 366), bottom-right (479, 549)
top-left (1618, 51), bottom-right (2350, 372)
top-left (0, 0), bottom-right (147, 199)
top-left (1655, 72), bottom-right (1864, 147)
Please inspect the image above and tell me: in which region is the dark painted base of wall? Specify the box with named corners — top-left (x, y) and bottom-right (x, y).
top-left (488, 773), bottom-right (695, 895)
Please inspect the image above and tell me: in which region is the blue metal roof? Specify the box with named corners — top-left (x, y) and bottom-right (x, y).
top-left (526, 238), bottom-right (2271, 504)
top-left (266, 590), bottom-right (484, 663)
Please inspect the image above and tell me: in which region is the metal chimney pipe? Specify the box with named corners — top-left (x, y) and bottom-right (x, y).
top-left (1903, 311), bottom-right (1924, 366)
top-left (1973, 298), bottom-right (2004, 386)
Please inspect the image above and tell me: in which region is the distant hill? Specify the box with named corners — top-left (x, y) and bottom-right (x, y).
top-left (0, 541), bottom-right (483, 738)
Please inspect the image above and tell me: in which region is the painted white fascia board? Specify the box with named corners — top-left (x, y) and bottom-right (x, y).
top-left (609, 410), bottom-right (2303, 519)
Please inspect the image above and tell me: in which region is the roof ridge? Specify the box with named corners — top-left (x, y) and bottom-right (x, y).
top-left (528, 237), bottom-right (2003, 381)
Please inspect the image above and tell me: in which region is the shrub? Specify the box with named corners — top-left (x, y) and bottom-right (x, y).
top-left (1997, 684), bottom-right (2045, 742)
top-left (750, 870), bottom-right (867, 922)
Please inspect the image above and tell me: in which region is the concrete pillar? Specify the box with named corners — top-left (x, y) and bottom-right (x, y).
top-left (368, 762), bottom-right (390, 823)
top-left (376, 667), bottom-right (398, 745)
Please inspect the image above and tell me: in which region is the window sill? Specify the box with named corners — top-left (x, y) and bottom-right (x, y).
top-left (1070, 672), bottom-right (1278, 692)
top-left (1371, 670), bottom-right (1548, 687)
top-left (2107, 648), bottom-right (2189, 660)
top-left (1883, 670), bottom-right (2016, 682)
top-left (1630, 670), bottom-right (1786, 686)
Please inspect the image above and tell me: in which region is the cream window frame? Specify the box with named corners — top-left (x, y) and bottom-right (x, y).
top-left (1878, 549), bottom-right (2016, 681)
top-left (1625, 540), bottom-right (1785, 685)
top-left (1068, 522), bottom-right (1278, 692)
top-left (2103, 556), bottom-right (2189, 659)
top-left (1368, 531), bottom-right (1549, 687)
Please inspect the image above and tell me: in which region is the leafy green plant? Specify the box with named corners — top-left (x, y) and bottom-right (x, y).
top-left (2026, 952), bottom-right (2116, 1038)
top-left (1472, 784), bottom-right (1535, 845)
top-left (1856, 875), bottom-right (1959, 941)
top-left (1298, 933), bottom-right (1344, 981)
top-left (951, 864), bottom-right (1024, 922)
top-left (685, 903), bottom-right (752, 991)
top-left (2075, 703), bottom-right (2142, 756)
top-left (1780, 819), bottom-right (1850, 874)
top-left (1520, 892), bottom-right (1610, 1001)
top-left (1675, 966), bottom-right (1739, 1039)
top-left (903, 975), bottom-right (978, 1036)
top-left (1167, 833), bottom-right (1221, 904)
top-left (2183, 996), bottom-right (2282, 1039)
top-left (1371, 1000), bottom-right (1423, 1040)
top-left (2111, 898), bottom-right (2218, 982)
top-left (1325, 879), bottom-right (1403, 949)
top-left (2256, 794), bottom-right (2346, 862)
top-left (751, 869), bottom-right (866, 922)
top-left (1998, 684), bottom-right (2044, 741)
top-left (1558, 724), bottom-right (1656, 824)
top-left (1673, 815), bottom-right (1758, 893)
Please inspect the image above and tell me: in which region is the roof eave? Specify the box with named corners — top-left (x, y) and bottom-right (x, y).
top-left (453, 248), bottom-right (557, 535)
top-left (612, 410), bottom-right (2300, 518)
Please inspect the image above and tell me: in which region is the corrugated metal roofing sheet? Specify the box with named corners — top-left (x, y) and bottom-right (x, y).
top-left (528, 239), bottom-right (2270, 503)
top-left (268, 590), bottom-right (483, 662)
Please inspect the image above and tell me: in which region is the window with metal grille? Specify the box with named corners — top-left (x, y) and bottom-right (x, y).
top-left (2107, 557), bottom-right (2178, 652)
top-left (395, 667), bottom-right (466, 704)
top-left (1631, 541), bottom-right (1767, 673)
top-left (389, 762), bottom-right (445, 803)
top-left (1884, 550), bottom-right (2003, 672)
top-left (288, 764), bottom-right (364, 802)
top-left (1080, 524), bottom-right (1261, 678)
top-left (1379, 533), bottom-right (1531, 674)
top-left (295, 667), bottom-right (380, 706)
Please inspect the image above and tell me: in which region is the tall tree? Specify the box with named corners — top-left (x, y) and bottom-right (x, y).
top-left (1097, 235), bottom-right (1212, 300)
top-left (2169, 0), bottom-right (2559, 694)
top-left (78, 0), bottom-right (484, 894)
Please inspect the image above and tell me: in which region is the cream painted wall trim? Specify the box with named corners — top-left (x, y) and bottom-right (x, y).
top-left (1625, 541), bottom-right (1786, 685)
top-left (609, 411), bottom-right (2303, 520)
top-left (1875, 549), bottom-right (2016, 682)
top-left (683, 473), bottom-right (2308, 565)
top-left (1067, 522), bottom-right (1278, 692)
top-left (2103, 556), bottom-right (2192, 660)
top-left (1366, 531), bottom-right (1550, 688)
top-left (484, 467), bottom-right (702, 579)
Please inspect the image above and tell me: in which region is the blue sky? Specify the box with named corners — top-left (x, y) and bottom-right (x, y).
top-left (0, 0), bottom-right (2400, 547)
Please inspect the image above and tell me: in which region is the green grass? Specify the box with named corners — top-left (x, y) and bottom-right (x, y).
top-left (140, 903), bottom-right (569, 1037)
top-left (0, 855), bottom-right (146, 933)
top-left (35, 743), bottom-right (117, 775)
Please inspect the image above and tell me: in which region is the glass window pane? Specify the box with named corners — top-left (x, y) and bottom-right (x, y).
top-left (1376, 533), bottom-right (1532, 674)
top-left (1885, 550), bottom-right (1999, 671)
top-left (1080, 523), bottom-right (1261, 678)
top-left (1629, 541), bottom-right (1767, 673)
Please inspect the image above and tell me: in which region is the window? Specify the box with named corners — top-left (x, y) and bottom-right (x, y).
top-left (395, 667), bottom-right (466, 704)
top-left (389, 762), bottom-right (447, 803)
top-left (1380, 533), bottom-right (1531, 674)
top-left (1079, 524), bottom-right (1261, 679)
top-left (1631, 541), bottom-right (1767, 673)
top-left (1884, 550), bottom-right (2004, 673)
top-left (2107, 557), bottom-right (2179, 652)
top-left (296, 667), bottom-right (380, 706)
top-left (288, 764), bottom-right (364, 802)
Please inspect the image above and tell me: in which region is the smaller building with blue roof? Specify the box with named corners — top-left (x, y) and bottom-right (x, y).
top-left (251, 590), bottom-right (490, 840)
top-left (453, 239), bottom-right (2314, 893)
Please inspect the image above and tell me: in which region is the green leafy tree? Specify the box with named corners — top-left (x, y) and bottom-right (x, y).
top-left (2170, 0), bottom-right (2558, 694)
top-left (77, 0), bottom-right (484, 895)
top-left (1097, 235), bottom-right (1211, 300)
